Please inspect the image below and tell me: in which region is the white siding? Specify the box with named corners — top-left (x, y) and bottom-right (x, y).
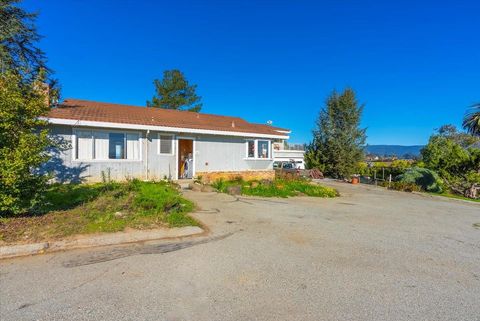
top-left (45, 125), bottom-right (274, 183)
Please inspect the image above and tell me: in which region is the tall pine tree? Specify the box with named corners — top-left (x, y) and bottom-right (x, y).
top-left (305, 88), bottom-right (366, 178)
top-left (147, 69), bottom-right (202, 112)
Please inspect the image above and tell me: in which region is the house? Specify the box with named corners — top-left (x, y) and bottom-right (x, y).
top-left (272, 148), bottom-right (305, 169)
top-left (43, 99), bottom-right (290, 183)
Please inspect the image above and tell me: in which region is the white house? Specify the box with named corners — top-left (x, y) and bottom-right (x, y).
top-left (43, 99), bottom-right (291, 183)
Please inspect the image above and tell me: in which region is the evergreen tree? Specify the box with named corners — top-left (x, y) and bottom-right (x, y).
top-left (0, 0), bottom-right (59, 102)
top-left (305, 88), bottom-right (366, 178)
top-left (147, 69), bottom-right (202, 112)
top-left (0, 1), bottom-right (58, 215)
top-left (1, 0), bottom-right (46, 77)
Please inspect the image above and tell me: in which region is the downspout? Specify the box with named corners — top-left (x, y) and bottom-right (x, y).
top-left (145, 130), bottom-right (150, 181)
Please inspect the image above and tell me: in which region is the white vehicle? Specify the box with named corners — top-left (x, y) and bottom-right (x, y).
top-left (273, 149), bottom-right (305, 169)
top-left (273, 160), bottom-right (301, 170)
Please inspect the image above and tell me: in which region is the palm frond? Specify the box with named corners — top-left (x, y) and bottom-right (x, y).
top-left (463, 103), bottom-right (480, 136)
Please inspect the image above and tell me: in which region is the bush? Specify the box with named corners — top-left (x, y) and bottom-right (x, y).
top-left (275, 170), bottom-right (301, 180)
top-left (381, 181), bottom-right (422, 192)
top-left (355, 162), bottom-right (369, 175)
top-left (396, 167), bottom-right (444, 193)
top-left (0, 72), bottom-right (54, 216)
top-left (390, 160), bottom-right (412, 169)
top-left (212, 178), bottom-right (339, 198)
top-left (421, 125), bottom-right (480, 197)
top-left (211, 178), bottom-right (228, 193)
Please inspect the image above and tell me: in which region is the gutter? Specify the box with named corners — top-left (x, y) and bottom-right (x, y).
top-left (43, 117), bottom-right (290, 140)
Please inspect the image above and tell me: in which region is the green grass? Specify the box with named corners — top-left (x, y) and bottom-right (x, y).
top-left (212, 178), bottom-right (339, 198)
top-left (377, 181), bottom-right (479, 202)
top-left (429, 192), bottom-right (480, 203)
top-left (0, 180), bottom-right (197, 244)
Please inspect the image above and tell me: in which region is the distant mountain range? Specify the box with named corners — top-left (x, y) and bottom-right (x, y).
top-left (364, 145), bottom-right (424, 157)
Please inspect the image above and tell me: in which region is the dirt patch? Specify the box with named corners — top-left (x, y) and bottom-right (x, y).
top-left (0, 213), bottom-right (60, 244)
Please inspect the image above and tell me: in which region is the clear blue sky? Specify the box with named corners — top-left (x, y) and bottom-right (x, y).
top-left (23, 0), bottom-right (479, 145)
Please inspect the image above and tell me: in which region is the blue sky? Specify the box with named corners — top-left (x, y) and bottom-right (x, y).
top-left (23, 0), bottom-right (479, 145)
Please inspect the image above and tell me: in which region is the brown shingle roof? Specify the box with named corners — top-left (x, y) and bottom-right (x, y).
top-left (47, 99), bottom-right (290, 137)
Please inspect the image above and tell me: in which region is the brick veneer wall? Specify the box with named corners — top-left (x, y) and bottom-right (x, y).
top-left (196, 170), bottom-right (275, 183)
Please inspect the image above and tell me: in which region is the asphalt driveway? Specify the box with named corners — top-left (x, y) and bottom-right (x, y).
top-left (1, 181), bottom-right (479, 321)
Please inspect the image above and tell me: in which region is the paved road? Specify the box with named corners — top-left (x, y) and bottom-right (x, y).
top-left (1, 181), bottom-right (479, 321)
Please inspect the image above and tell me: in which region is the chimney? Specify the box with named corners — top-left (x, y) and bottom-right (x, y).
top-left (34, 82), bottom-right (50, 106)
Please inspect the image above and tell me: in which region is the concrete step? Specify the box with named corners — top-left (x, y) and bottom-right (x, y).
top-left (175, 179), bottom-right (194, 190)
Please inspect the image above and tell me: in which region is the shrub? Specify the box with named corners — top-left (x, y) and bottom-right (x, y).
top-left (396, 167), bottom-right (444, 193)
top-left (211, 178), bottom-right (228, 193)
top-left (390, 160), bottom-right (412, 169)
top-left (212, 178), bottom-right (338, 198)
top-left (275, 170), bottom-right (300, 180)
top-left (382, 181), bottom-right (422, 192)
top-left (355, 162), bottom-right (369, 175)
top-left (421, 125), bottom-right (480, 197)
top-left (0, 72), bottom-right (54, 216)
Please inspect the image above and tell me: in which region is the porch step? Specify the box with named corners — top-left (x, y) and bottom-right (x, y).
top-left (175, 179), bottom-right (194, 190)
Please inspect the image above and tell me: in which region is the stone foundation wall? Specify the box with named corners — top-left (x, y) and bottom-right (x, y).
top-left (196, 170), bottom-right (275, 184)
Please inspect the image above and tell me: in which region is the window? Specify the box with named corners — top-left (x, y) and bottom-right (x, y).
top-left (257, 140), bottom-right (270, 159)
top-left (74, 130), bottom-right (141, 161)
top-left (245, 139), bottom-right (271, 159)
top-left (247, 140), bottom-right (255, 158)
top-left (159, 135), bottom-right (173, 154)
top-left (109, 133), bottom-right (125, 159)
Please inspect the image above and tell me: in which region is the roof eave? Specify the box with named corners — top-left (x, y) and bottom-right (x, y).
top-left (42, 117), bottom-right (290, 140)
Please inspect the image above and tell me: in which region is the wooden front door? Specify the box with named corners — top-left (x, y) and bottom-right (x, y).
top-left (178, 139), bottom-right (193, 179)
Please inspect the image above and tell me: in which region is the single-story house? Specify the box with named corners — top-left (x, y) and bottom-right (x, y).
top-left (43, 99), bottom-right (290, 183)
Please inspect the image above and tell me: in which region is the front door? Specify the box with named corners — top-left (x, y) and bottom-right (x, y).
top-left (178, 139), bottom-right (194, 179)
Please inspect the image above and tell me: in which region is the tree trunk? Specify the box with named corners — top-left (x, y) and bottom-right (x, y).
top-left (442, 177), bottom-right (465, 195)
top-left (464, 184), bottom-right (479, 199)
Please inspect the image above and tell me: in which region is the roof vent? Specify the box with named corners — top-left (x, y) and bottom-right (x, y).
top-left (231, 121), bottom-right (235, 128)
top-left (196, 113), bottom-right (200, 118)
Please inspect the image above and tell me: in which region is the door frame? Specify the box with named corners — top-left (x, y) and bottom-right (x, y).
top-left (176, 136), bottom-right (196, 180)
